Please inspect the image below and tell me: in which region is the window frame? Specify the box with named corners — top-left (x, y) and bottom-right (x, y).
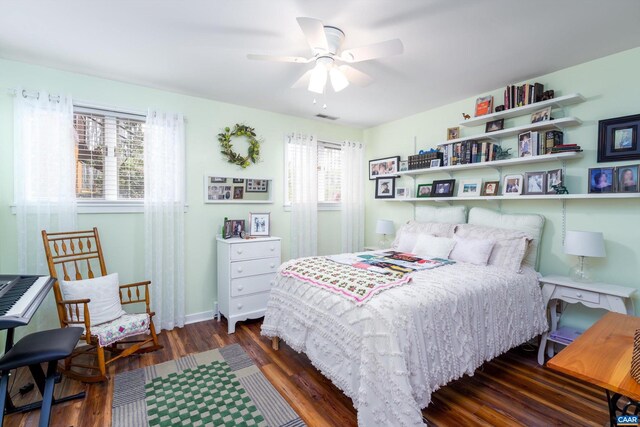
top-left (283, 139), bottom-right (342, 211)
top-left (72, 103), bottom-right (147, 213)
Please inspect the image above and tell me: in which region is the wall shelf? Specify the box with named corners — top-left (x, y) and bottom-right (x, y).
top-left (390, 193), bottom-right (640, 203)
top-left (459, 93), bottom-right (586, 127)
top-left (378, 151), bottom-right (583, 178)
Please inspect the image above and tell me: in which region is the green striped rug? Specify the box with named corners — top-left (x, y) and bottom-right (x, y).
top-left (111, 344), bottom-right (305, 427)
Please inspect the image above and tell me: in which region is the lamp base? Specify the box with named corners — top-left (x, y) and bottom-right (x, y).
top-left (378, 235), bottom-right (389, 249)
top-left (569, 256), bottom-right (592, 282)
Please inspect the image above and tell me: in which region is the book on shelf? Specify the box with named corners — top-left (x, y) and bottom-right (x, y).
top-left (475, 96), bottom-right (493, 117)
top-left (549, 326), bottom-right (583, 345)
top-left (504, 82), bottom-right (545, 110)
top-left (549, 144), bottom-right (582, 154)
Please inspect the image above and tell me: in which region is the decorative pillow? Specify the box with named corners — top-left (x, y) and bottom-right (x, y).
top-left (412, 234), bottom-right (456, 259)
top-left (467, 207), bottom-right (544, 268)
top-left (391, 220), bottom-right (457, 250)
top-left (415, 205), bottom-right (467, 224)
top-left (455, 224), bottom-right (531, 273)
top-left (449, 236), bottom-right (495, 266)
top-left (59, 273), bottom-right (126, 327)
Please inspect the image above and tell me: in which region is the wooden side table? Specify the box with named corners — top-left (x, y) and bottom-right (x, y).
top-left (537, 275), bottom-right (636, 365)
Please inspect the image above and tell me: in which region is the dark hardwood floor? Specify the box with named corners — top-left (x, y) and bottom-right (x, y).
top-left (5, 318), bottom-right (609, 426)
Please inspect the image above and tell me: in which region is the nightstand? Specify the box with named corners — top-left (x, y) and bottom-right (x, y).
top-left (363, 245), bottom-right (382, 251)
top-left (537, 275), bottom-right (636, 365)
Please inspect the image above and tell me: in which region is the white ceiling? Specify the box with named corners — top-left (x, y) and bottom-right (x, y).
top-left (1, 1), bottom-right (639, 128)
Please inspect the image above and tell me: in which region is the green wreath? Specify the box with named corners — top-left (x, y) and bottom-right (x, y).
top-left (218, 124), bottom-right (261, 168)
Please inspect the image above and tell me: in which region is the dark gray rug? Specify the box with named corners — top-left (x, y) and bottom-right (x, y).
top-left (111, 343), bottom-right (305, 427)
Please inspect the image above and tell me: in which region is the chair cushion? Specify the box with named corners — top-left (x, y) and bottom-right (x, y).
top-left (0, 327), bottom-right (83, 371)
top-left (91, 313), bottom-right (150, 347)
top-left (59, 273), bottom-right (126, 327)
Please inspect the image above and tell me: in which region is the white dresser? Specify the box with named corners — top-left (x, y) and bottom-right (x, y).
top-left (216, 236), bottom-right (281, 334)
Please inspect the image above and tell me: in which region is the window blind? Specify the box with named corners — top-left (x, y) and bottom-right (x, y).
top-left (317, 142), bottom-right (342, 203)
top-left (73, 106), bottom-right (145, 200)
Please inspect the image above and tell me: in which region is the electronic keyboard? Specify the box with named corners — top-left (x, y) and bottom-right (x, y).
top-left (0, 275), bottom-right (54, 330)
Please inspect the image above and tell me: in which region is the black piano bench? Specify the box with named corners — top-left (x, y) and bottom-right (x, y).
top-left (0, 327), bottom-right (83, 427)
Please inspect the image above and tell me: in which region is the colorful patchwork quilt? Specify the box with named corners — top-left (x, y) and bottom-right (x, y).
top-left (280, 251), bottom-right (455, 305)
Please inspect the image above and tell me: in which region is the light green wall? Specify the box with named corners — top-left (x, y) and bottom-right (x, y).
top-left (364, 47), bottom-right (640, 329)
top-left (0, 58), bottom-right (362, 319)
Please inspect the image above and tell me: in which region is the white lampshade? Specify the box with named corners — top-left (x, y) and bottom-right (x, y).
top-left (564, 230), bottom-right (606, 258)
top-left (329, 67), bottom-right (349, 92)
top-left (375, 219), bottom-right (395, 235)
top-left (308, 62), bottom-right (328, 94)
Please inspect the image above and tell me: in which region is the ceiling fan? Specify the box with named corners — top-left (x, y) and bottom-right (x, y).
top-left (247, 17), bottom-right (403, 94)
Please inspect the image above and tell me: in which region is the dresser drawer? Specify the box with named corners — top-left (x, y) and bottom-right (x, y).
top-left (231, 257), bottom-right (280, 278)
top-left (231, 273), bottom-right (275, 297)
top-left (560, 287), bottom-right (600, 304)
top-left (230, 241), bottom-right (281, 261)
top-left (228, 292), bottom-right (269, 316)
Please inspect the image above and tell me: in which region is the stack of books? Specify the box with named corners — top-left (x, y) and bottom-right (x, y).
top-left (504, 82), bottom-right (544, 109)
top-left (549, 143), bottom-right (582, 154)
top-left (439, 141), bottom-right (498, 166)
top-left (549, 326), bottom-right (583, 345)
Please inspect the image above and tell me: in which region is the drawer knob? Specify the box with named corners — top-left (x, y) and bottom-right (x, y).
top-left (270, 246), bottom-right (275, 251)
top-left (238, 286), bottom-right (244, 291)
top-left (237, 268), bottom-right (243, 273)
top-left (236, 249), bottom-right (243, 254)
top-left (576, 293), bottom-right (583, 298)
top-left (270, 263), bottom-right (275, 268)
top-left (237, 304), bottom-right (243, 310)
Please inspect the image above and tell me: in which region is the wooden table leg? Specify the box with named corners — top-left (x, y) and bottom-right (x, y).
top-left (271, 337), bottom-right (279, 351)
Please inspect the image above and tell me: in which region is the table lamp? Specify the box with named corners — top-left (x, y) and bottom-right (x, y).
top-left (564, 230), bottom-right (606, 282)
top-left (375, 219), bottom-right (395, 248)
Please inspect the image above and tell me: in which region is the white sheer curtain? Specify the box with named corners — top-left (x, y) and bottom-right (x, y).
top-left (144, 110), bottom-right (185, 332)
top-left (341, 141), bottom-right (365, 252)
top-left (14, 89), bottom-right (77, 330)
top-left (287, 133), bottom-right (318, 258)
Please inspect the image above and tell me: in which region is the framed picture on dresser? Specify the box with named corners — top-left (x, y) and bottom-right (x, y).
top-left (250, 212), bottom-right (271, 236)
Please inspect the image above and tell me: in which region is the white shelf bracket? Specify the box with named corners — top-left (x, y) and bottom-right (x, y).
top-left (562, 198), bottom-right (567, 244)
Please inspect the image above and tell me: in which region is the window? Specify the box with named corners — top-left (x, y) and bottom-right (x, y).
top-left (73, 106), bottom-right (145, 201)
top-left (285, 140), bottom-right (342, 207)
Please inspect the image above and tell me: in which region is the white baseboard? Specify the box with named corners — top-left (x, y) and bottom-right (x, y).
top-left (185, 310), bottom-right (216, 325)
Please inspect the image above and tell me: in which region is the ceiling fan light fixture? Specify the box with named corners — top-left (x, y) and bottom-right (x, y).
top-left (308, 60), bottom-right (328, 94)
top-left (329, 67), bottom-right (349, 92)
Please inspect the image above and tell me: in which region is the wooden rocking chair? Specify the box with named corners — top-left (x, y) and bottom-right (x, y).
top-left (42, 228), bottom-right (162, 383)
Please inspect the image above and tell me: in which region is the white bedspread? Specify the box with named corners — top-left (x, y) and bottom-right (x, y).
top-left (261, 257), bottom-right (548, 426)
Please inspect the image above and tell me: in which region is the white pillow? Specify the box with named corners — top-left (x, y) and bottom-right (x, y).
top-left (455, 224), bottom-right (531, 272)
top-left (396, 232), bottom-right (419, 253)
top-left (449, 236), bottom-right (495, 265)
top-left (391, 221), bottom-right (457, 250)
top-left (412, 235), bottom-right (456, 259)
top-left (59, 273), bottom-right (126, 327)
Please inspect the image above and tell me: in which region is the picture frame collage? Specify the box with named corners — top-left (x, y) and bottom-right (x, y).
top-left (588, 165), bottom-right (640, 193)
top-left (204, 175), bottom-right (271, 203)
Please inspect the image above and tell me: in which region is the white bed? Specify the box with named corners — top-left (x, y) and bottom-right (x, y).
top-left (261, 207), bottom-right (549, 426)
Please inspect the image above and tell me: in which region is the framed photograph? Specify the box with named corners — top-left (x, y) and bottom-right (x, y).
top-left (249, 212), bottom-right (270, 236)
top-left (545, 169), bottom-right (563, 194)
top-left (617, 165), bottom-right (639, 192)
top-left (482, 181), bottom-right (499, 196)
top-left (223, 220), bottom-right (233, 239)
top-left (502, 174), bottom-right (523, 196)
top-left (588, 167), bottom-right (615, 193)
top-left (231, 219), bottom-right (245, 237)
top-left (210, 177), bottom-right (227, 183)
top-left (530, 106), bottom-right (552, 123)
top-left (369, 156), bottom-right (400, 179)
top-left (233, 186), bottom-right (244, 199)
top-left (205, 174), bottom-right (233, 202)
top-left (518, 131), bottom-right (536, 157)
top-left (457, 179), bottom-right (482, 197)
top-left (475, 95), bottom-right (493, 117)
top-left (597, 114), bottom-right (640, 162)
top-left (524, 171), bottom-right (546, 195)
top-left (485, 119), bottom-right (504, 133)
top-left (246, 179), bottom-right (268, 192)
top-left (430, 159), bottom-right (441, 168)
top-left (395, 187), bottom-right (409, 198)
top-left (399, 160), bottom-right (409, 172)
top-left (375, 177), bottom-right (395, 199)
top-left (431, 179), bottom-right (456, 197)
top-left (447, 127), bottom-right (460, 141)
top-left (232, 178), bottom-right (244, 183)
top-left (416, 184), bottom-right (432, 198)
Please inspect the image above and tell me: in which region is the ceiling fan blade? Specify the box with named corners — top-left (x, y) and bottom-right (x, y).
top-left (296, 17), bottom-right (329, 52)
top-left (338, 65), bottom-right (374, 87)
top-left (247, 54), bottom-right (312, 63)
top-left (340, 39), bottom-right (404, 63)
top-left (291, 69), bottom-right (313, 89)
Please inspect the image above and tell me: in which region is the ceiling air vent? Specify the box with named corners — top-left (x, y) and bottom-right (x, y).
top-left (316, 113), bottom-right (339, 120)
